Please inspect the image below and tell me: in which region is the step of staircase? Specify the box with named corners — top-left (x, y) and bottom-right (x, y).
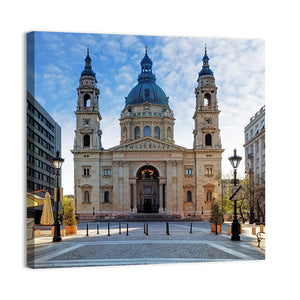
top-left (115, 213), bottom-right (182, 222)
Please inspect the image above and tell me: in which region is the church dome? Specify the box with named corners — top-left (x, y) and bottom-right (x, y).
top-left (125, 81), bottom-right (169, 106)
top-left (125, 48), bottom-right (169, 106)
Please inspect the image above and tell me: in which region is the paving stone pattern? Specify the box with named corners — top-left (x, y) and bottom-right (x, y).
top-left (29, 222), bottom-right (265, 268)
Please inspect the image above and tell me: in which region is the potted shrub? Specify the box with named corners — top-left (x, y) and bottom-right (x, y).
top-left (62, 197), bottom-right (77, 234)
top-left (209, 202), bottom-right (223, 234)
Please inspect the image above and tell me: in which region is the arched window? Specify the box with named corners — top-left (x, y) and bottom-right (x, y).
top-left (205, 133), bottom-right (212, 146)
top-left (204, 93), bottom-right (211, 106)
top-left (206, 191), bottom-right (212, 202)
top-left (187, 191), bottom-right (192, 202)
top-left (144, 126), bottom-right (151, 137)
top-left (84, 191), bottom-right (90, 203)
top-left (154, 126), bottom-right (160, 139)
top-left (104, 191), bottom-right (109, 203)
top-left (84, 94), bottom-right (91, 108)
top-left (83, 134), bottom-right (90, 147)
top-left (134, 126), bottom-right (140, 139)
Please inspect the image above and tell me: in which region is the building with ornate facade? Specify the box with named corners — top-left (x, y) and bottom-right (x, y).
top-left (72, 47), bottom-right (224, 221)
top-left (244, 105), bottom-right (265, 223)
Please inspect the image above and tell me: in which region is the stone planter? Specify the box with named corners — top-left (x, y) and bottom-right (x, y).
top-left (211, 224), bottom-right (222, 233)
top-left (64, 225), bottom-right (77, 235)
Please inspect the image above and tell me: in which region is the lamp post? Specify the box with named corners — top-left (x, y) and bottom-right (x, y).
top-left (51, 151), bottom-right (64, 242)
top-left (228, 148), bottom-right (242, 241)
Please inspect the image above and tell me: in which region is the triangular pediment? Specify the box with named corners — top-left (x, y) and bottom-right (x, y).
top-left (79, 126), bottom-right (93, 133)
top-left (108, 137), bottom-right (187, 152)
top-left (201, 124), bottom-right (217, 132)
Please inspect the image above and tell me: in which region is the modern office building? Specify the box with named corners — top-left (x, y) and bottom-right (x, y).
top-left (27, 91), bottom-right (61, 222)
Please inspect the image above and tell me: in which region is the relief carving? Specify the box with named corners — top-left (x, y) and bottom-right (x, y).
top-left (115, 141), bottom-right (172, 151)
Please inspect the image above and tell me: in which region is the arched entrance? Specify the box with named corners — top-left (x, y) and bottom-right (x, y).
top-left (136, 165), bottom-right (159, 213)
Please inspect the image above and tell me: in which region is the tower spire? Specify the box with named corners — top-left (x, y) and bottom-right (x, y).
top-left (81, 47), bottom-right (95, 78)
top-left (198, 45), bottom-right (214, 77)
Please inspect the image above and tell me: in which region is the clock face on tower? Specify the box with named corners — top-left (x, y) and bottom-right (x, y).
top-left (83, 118), bottom-right (90, 126)
top-left (204, 117), bottom-right (212, 125)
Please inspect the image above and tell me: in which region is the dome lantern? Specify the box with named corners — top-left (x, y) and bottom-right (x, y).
top-left (125, 48), bottom-right (169, 107)
top-left (81, 48), bottom-right (96, 78)
top-left (199, 45), bottom-right (214, 77)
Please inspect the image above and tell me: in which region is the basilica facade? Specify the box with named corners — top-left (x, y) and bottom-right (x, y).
top-left (72, 47), bottom-right (224, 221)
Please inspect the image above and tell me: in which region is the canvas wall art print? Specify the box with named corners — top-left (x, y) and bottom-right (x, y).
top-left (26, 31), bottom-right (265, 268)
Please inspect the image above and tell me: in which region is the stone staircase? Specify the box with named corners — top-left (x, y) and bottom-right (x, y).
top-left (115, 213), bottom-right (182, 222)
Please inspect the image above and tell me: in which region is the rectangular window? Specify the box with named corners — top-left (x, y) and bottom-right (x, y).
top-left (83, 167), bottom-right (91, 177)
top-left (205, 168), bottom-right (213, 175)
top-left (104, 169), bottom-right (110, 176)
top-left (204, 165), bottom-right (214, 176)
top-left (185, 168), bottom-right (192, 176)
top-left (83, 191), bottom-right (90, 203)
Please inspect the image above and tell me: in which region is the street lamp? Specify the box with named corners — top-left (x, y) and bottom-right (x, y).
top-left (51, 151), bottom-right (64, 242)
top-left (228, 148), bottom-right (242, 241)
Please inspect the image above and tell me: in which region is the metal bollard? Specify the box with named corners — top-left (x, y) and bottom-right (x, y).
top-left (146, 223), bottom-right (148, 236)
top-left (97, 223), bottom-right (99, 235)
top-left (108, 222), bottom-right (110, 236)
top-left (86, 223), bottom-right (89, 237)
top-left (126, 223), bottom-right (129, 236)
top-left (190, 223), bottom-right (192, 234)
top-left (144, 223), bottom-right (146, 234)
top-left (119, 222), bottom-right (121, 234)
top-left (166, 222), bottom-right (169, 235)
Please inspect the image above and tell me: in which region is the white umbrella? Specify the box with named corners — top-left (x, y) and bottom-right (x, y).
top-left (40, 191), bottom-right (54, 225)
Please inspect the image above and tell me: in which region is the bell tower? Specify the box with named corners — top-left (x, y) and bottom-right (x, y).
top-left (74, 48), bottom-right (102, 150)
top-left (193, 46), bottom-right (222, 150)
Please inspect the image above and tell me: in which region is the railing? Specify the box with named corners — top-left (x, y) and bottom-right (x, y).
top-left (199, 106), bottom-right (216, 111)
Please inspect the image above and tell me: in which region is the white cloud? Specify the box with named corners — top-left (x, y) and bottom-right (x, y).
top-left (114, 65), bottom-right (134, 85)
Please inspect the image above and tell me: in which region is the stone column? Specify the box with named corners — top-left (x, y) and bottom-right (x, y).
top-left (166, 161), bottom-right (173, 213)
top-left (123, 162), bottom-right (130, 212)
top-left (112, 161), bottom-right (119, 213)
top-left (132, 182), bottom-right (137, 213)
top-left (159, 183), bottom-right (164, 213)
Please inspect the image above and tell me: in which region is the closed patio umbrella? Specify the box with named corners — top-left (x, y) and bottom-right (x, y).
top-left (40, 192), bottom-right (54, 225)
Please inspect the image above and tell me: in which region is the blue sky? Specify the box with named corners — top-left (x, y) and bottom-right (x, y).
top-left (29, 31), bottom-right (265, 195)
